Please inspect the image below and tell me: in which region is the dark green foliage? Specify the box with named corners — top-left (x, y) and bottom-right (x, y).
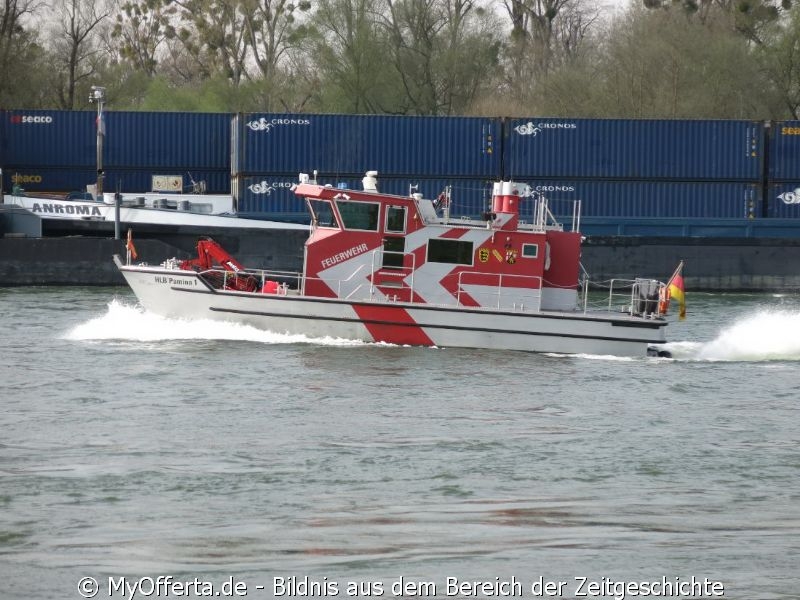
top-left (3, 0), bottom-right (800, 118)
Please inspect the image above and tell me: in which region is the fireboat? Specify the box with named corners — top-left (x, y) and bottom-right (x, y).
top-left (115, 171), bottom-right (675, 357)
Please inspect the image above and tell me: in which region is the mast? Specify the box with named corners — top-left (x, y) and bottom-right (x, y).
top-left (89, 86), bottom-right (106, 198)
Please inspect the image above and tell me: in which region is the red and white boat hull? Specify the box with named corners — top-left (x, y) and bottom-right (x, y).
top-left (116, 261), bottom-right (667, 356)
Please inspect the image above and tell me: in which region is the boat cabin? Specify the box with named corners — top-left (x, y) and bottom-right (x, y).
top-left (292, 173), bottom-right (583, 312)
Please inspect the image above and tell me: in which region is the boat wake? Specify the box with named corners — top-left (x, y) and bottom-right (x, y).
top-left (664, 308), bottom-right (800, 362)
top-left (66, 301), bottom-right (800, 361)
top-left (64, 299), bottom-right (368, 347)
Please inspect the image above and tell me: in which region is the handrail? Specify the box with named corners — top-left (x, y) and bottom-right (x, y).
top-left (337, 263), bottom-right (367, 297)
top-left (599, 278), bottom-right (665, 317)
top-left (344, 284), bottom-right (365, 300)
top-left (191, 261), bottom-right (665, 319)
top-left (369, 249), bottom-right (416, 299)
top-left (456, 271), bottom-right (543, 312)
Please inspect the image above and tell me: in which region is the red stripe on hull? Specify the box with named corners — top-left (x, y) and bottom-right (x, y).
top-left (352, 305), bottom-right (435, 346)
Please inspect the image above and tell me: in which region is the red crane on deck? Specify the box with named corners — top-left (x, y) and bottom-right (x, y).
top-left (179, 237), bottom-right (257, 292)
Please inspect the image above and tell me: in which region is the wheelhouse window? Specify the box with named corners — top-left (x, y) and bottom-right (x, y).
top-left (427, 238), bottom-right (473, 265)
top-left (336, 200), bottom-right (379, 231)
top-left (307, 199), bottom-right (338, 227)
top-left (386, 205), bottom-right (407, 233)
top-left (522, 243), bottom-right (538, 258)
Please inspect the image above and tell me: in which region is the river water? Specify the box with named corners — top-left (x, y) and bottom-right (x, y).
top-left (1, 287), bottom-right (799, 599)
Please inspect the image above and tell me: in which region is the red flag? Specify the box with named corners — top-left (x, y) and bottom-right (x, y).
top-left (126, 228), bottom-right (138, 260)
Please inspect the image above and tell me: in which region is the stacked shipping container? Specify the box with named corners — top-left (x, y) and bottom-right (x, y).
top-left (231, 113), bottom-right (501, 221)
top-left (234, 175), bottom-right (497, 222)
top-left (503, 117), bottom-right (765, 223)
top-left (4, 109), bottom-right (800, 231)
top-left (0, 110), bottom-right (231, 194)
top-left (766, 122), bottom-right (800, 218)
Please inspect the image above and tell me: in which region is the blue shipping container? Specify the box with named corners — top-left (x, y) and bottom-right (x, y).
top-left (3, 168), bottom-right (230, 195)
top-left (520, 179), bottom-right (759, 220)
top-left (0, 110), bottom-right (231, 170)
top-left (3, 167), bottom-right (95, 193)
top-left (768, 121), bottom-right (800, 180)
top-left (504, 118), bottom-right (764, 181)
top-left (766, 182), bottom-right (800, 217)
top-left (104, 111), bottom-right (230, 169)
top-left (104, 169), bottom-right (231, 194)
top-left (236, 174), bottom-right (759, 221)
top-left (232, 113), bottom-right (501, 178)
top-left (235, 174), bottom-right (495, 221)
top-left (1, 110), bottom-right (96, 168)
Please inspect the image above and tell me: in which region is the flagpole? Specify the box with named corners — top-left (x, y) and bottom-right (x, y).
top-left (666, 260), bottom-right (684, 287)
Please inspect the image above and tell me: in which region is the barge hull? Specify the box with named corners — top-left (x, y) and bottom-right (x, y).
top-left (1, 234), bottom-right (800, 290)
top-left (0, 230), bottom-right (307, 286)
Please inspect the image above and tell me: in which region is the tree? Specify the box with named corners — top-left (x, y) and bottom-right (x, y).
top-left (500, 0), bottom-right (595, 108)
top-left (642, 0), bottom-right (789, 45)
top-left (243, 0), bottom-right (312, 82)
top-left (174, 0), bottom-right (249, 84)
top-left (0, 0), bottom-right (41, 104)
top-left (541, 5), bottom-right (774, 118)
top-left (380, 0), bottom-right (500, 114)
top-left (49, 0), bottom-right (112, 109)
top-left (757, 6), bottom-right (800, 118)
top-left (111, 0), bottom-right (176, 76)
top-left (305, 0), bottom-right (397, 112)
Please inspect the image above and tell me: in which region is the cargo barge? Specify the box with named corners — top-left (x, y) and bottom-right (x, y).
top-left (3, 193), bottom-right (800, 291)
top-left (3, 234), bottom-right (799, 290)
top-left (3, 110), bottom-right (800, 290)
top-left (0, 194), bottom-right (308, 286)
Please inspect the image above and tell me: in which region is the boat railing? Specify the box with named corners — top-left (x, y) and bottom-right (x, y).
top-left (195, 265), bottom-right (665, 319)
top-left (518, 193), bottom-right (581, 232)
top-left (198, 262), bottom-right (375, 300)
top-left (580, 277), bottom-right (666, 318)
top-left (456, 271), bottom-right (543, 312)
top-left (198, 266), bottom-right (303, 293)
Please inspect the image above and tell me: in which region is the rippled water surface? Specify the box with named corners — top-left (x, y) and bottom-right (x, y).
top-left (1, 287), bottom-right (799, 599)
